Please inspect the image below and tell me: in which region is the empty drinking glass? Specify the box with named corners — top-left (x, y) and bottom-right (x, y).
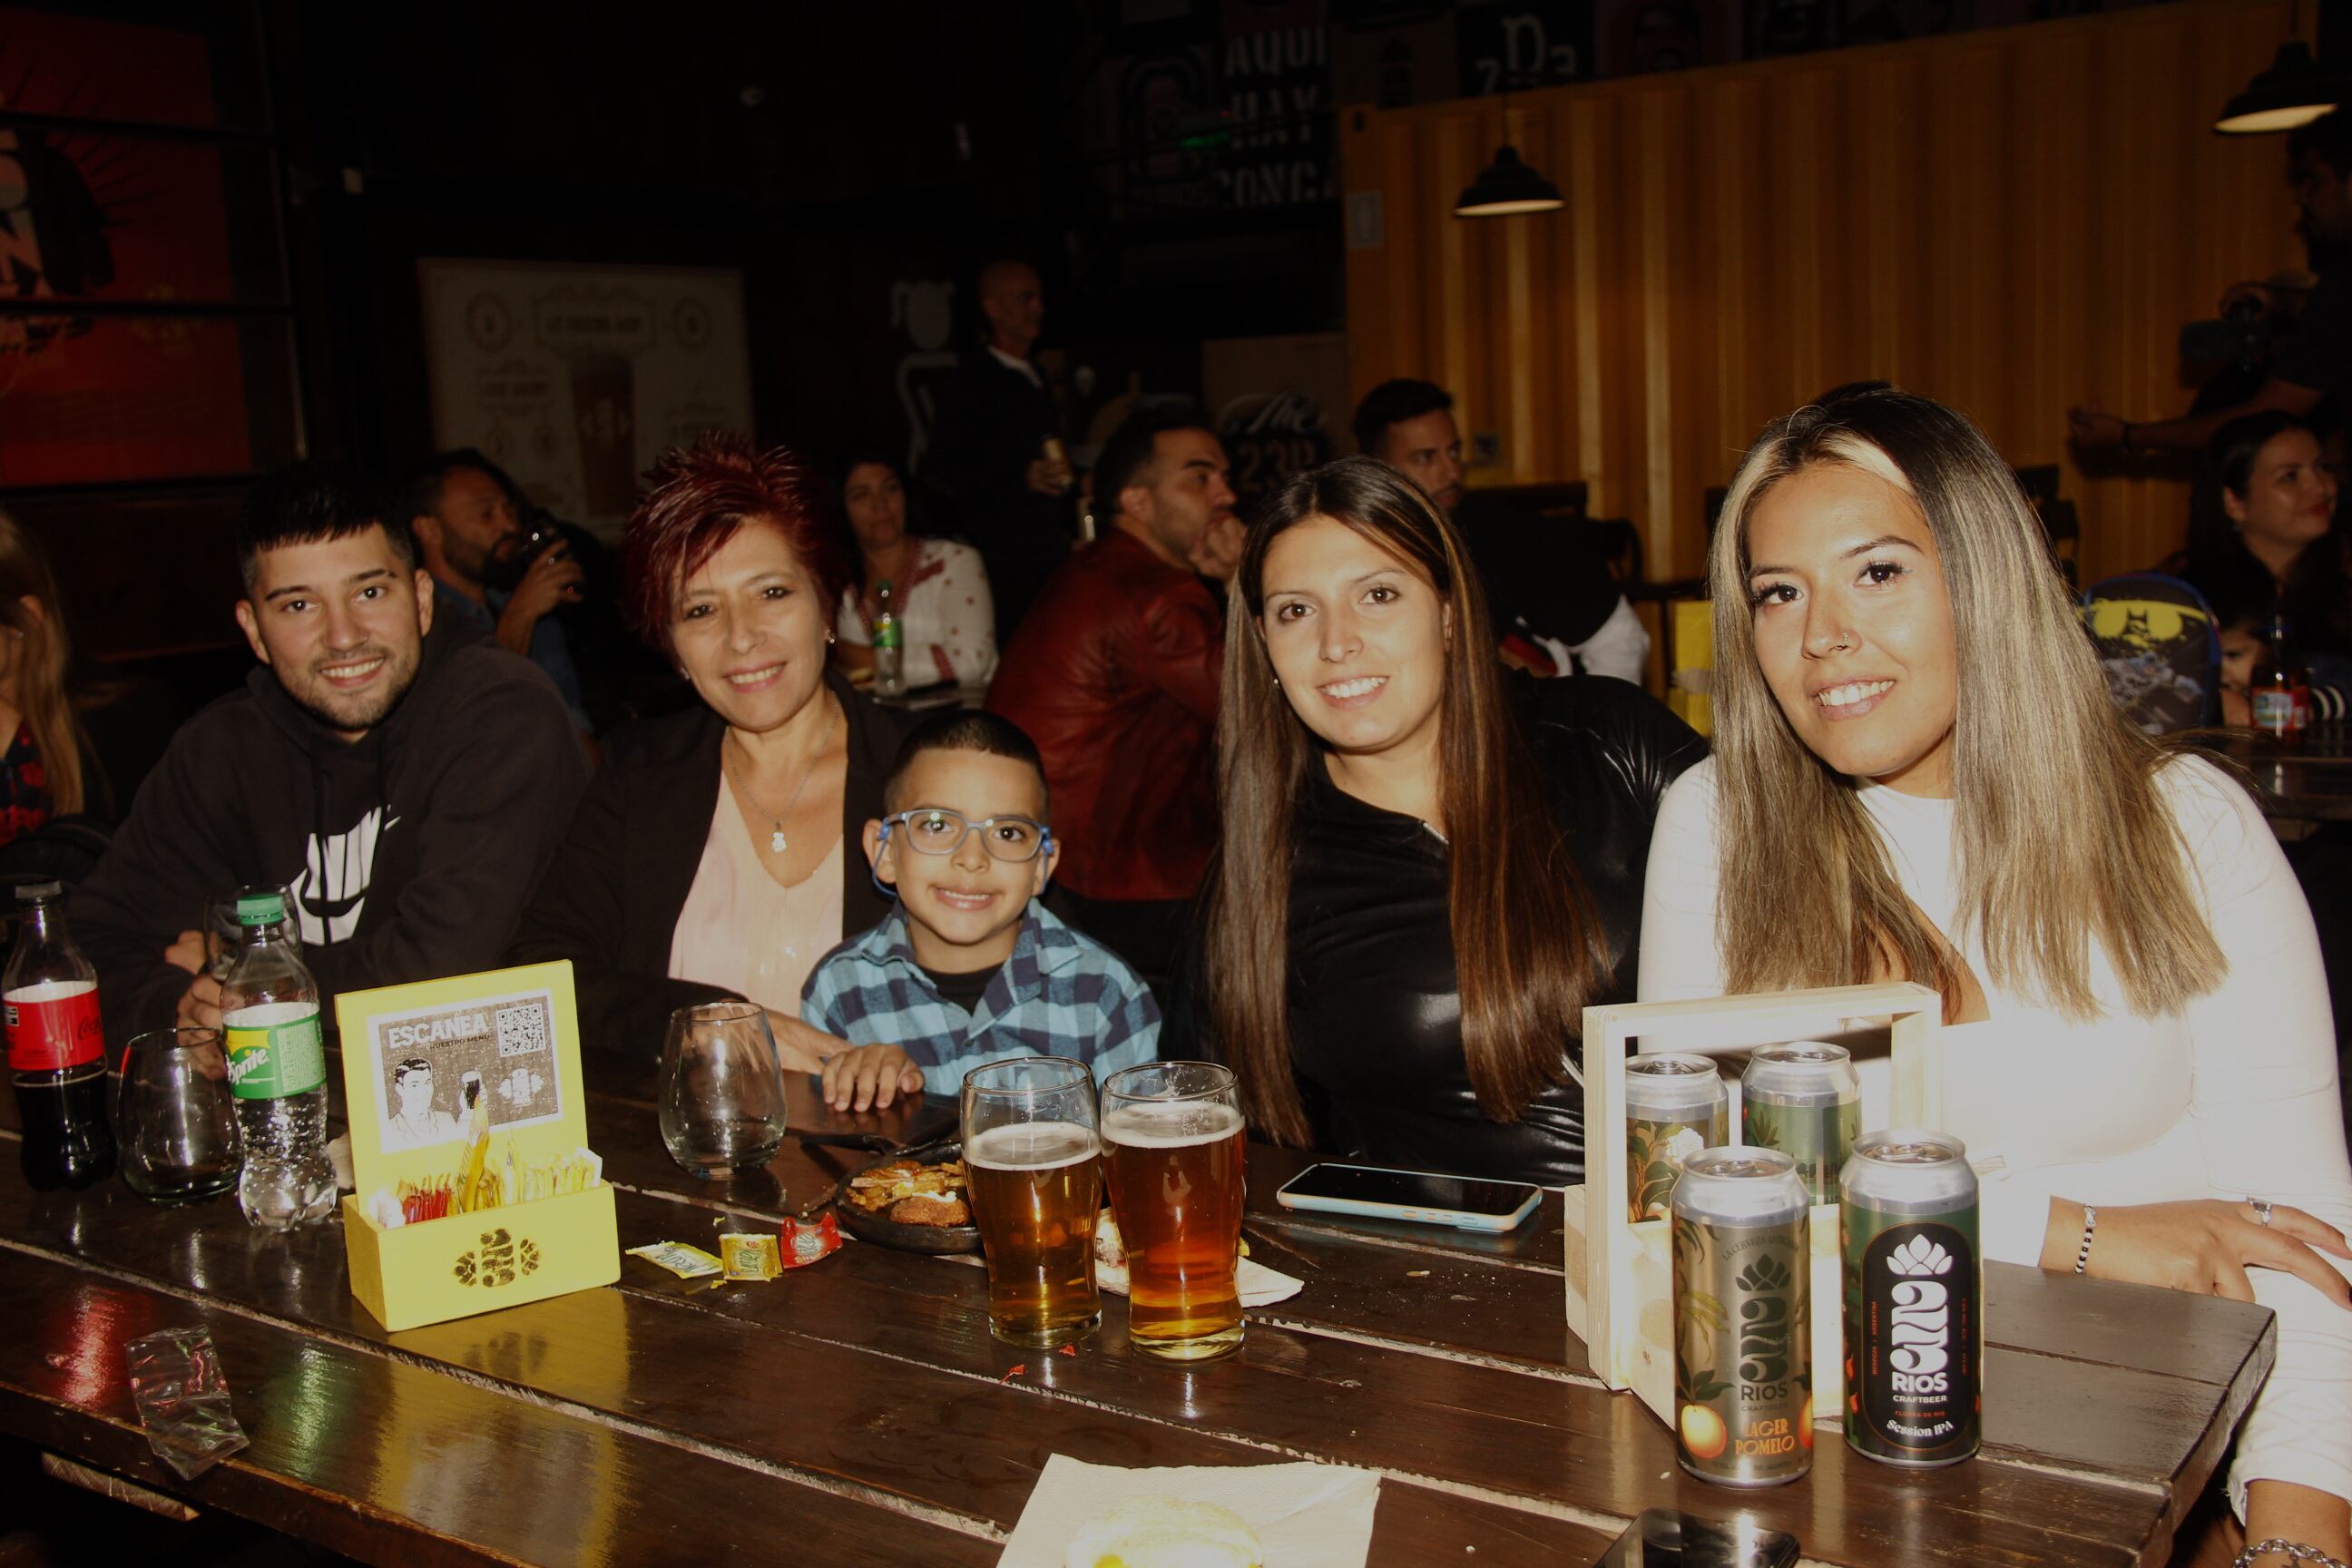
top-left (116, 1028), bottom-right (242, 1204)
top-left (657, 1001), bottom-right (788, 1177)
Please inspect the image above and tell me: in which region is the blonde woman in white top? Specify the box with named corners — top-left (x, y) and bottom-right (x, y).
top-left (833, 455), bottom-right (997, 687)
top-left (1637, 389), bottom-right (2352, 1567)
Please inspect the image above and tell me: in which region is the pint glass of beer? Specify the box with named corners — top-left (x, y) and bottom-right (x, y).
top-left (1100, 1062), bottom-right (1247, 1362)
top-left (961, 1056), bottom-right (1102, 1348)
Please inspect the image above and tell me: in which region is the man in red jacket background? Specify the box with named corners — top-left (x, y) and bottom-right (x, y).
top-left (988, 407), bottom-right (1242, 995)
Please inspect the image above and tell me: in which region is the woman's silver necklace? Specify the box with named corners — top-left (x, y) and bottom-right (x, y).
top-left (726, 709), bottom-right (838, 854)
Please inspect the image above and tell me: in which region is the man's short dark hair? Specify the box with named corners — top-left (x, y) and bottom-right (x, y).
top-left (885, 710), bottom-right (1050, 818)
top-left (399, 447), bottom-right (526, 530)
top-left (1350, 378), bottom-right (1454, 458)
top-left (236, 461), bottom-right (411, 592)
top-left (1094, 405), bottom-right (1211, 522)
top-left (2290, 109), bottom-right (2352, 180)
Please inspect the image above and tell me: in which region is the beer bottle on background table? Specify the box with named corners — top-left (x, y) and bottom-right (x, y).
top-left (4, 880), bottom-right (113, 1191)
top-left (873, 581), bottom-right (905, 698)
top-left (2253, 611), bottom-right (2311, 742)
top-left (220, 891), bottom-right (334, 1230)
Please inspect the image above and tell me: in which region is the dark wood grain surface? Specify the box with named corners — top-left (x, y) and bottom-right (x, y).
top-left (0, 1057), bottom-right (2276, 1567)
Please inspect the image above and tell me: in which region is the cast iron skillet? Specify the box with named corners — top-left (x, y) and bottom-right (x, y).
top-left (832, 1137), bottom-right (981, 1256)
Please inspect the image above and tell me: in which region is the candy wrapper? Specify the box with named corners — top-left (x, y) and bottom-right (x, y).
top-left (124, 1328), bottom-right (250, 1481)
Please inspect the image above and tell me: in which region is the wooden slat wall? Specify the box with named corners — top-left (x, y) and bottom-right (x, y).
top-left (1342, 0), bottom-right (2307, 589)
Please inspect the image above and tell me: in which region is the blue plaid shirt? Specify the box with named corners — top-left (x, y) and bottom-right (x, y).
top-left (800, 903), bottom-right (1160, 1094)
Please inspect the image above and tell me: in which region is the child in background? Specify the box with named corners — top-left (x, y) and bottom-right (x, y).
top-left (803, 710), bottom-right (1159, 1111)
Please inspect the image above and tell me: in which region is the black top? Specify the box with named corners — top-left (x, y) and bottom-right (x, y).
top-left (2270, 260), bottom-right (2352, 399)
top-left (919, 961), bottom-right (998, 1013)
top-left (505, 670), bottom-right (914, 1062)
top-left (1279, 674), bottom-right (1705, 1187)
top-left (1451, 495), bottom-right (1621, 652)
top-left (74, 617), bottom-right (585, 1054)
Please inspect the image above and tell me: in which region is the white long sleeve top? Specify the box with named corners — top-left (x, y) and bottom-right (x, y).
top-left (837, 537), bottom-right (998, 687)
top-left (1639, 756), bottom-right (2352, 1512)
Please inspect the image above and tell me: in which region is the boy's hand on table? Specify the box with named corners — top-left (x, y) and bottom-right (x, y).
top-left (822, 1043), bottom-right (926, 1112)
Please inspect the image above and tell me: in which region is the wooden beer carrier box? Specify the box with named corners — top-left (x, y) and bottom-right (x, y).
top-left (335, 960), bottom-right (620, 1332)
top-left (1563, 983), bottom-right (1946, 1430)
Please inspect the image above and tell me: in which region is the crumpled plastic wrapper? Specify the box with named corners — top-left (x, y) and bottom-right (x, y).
top-left (124, 1327), bottom-right (250, 1480)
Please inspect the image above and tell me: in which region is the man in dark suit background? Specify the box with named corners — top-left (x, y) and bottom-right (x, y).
top-left (923, 259), bottom-right (1073, 641)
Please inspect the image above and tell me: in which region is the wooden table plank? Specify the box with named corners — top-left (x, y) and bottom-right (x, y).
top-left (0, 1250), bottom-right (999, 1567)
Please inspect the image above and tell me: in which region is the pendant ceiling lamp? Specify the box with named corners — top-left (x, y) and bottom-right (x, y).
top-left (1455, 93), bottom-right (1563, 218)
top-left (2215, 9), bottom-right (2340, 136)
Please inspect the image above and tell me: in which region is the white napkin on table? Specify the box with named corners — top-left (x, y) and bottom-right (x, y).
top-left (997, 1454), bottom-right (1379, 1567)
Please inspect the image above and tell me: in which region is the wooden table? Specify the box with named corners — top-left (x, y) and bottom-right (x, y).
top-left (0, 1059), bottom-right (2275, 1567)
top-left (2214, 722), bottom-right (2352, 822)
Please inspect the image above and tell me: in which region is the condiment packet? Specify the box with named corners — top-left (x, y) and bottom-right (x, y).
top-left (720, 1232), bottom-right (782, 1281)
top-left (626, 1240), bottom-right (724, 1279)
top-left (779, 1212), bottom-right (842, 1269)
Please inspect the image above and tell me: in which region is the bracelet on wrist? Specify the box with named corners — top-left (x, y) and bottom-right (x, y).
top-left (2073, 1203), bottom-right (2098, 1275)
top-left (2234, 1538), bottom-right (2352, 1567)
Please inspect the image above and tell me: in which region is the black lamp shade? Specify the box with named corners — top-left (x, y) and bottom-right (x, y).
top-left (1454, 143), bottom-right (1564, 217)
top-left (2216, 40), bottom-right (2342, 134)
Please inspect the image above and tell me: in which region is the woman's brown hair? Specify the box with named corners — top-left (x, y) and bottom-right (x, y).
top-left (0, 514), bottom-right (86, 818)
top-left (1204, 456), bottom-right (1602, 1146)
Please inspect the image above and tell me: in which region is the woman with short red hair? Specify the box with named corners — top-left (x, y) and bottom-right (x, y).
top-left (511, 433), bottom-right (915, 1063)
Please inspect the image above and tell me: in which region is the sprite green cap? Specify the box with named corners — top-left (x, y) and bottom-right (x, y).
top-left (236, 891), bottom-right (288, 926)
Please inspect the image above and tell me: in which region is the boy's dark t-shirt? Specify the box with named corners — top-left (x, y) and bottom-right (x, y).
top-left (920, 961), bottom-right (998, 1014)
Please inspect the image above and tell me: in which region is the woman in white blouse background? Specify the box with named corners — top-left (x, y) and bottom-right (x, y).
top-left (1639, 389), bottom-right (2352, 1566)
top-left (833, 454), bottom-right (997, 688)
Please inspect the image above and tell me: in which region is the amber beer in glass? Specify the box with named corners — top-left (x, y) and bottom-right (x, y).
top-left (1101, 1062), bottom-right (1247, 1362)
top-left (962, 1057), bottom-right (1102, 1348)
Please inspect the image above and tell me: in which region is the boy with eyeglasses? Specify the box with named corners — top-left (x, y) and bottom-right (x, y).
top-left (803, 710), bottom-right (1160, 1111)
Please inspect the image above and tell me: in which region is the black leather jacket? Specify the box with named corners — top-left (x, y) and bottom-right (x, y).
top-left (1280, 674), bottom-right (1705, 1186)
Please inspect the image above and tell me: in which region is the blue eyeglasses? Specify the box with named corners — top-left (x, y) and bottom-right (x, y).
top-left (878, 808), bottom-right (1053, 864)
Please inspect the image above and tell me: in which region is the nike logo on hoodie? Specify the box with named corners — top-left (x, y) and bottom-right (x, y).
top-left (296, 810), bottom-right (398, 946)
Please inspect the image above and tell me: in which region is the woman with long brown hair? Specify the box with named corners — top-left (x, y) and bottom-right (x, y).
top-left (1641, 389), bottom-right (2352, 1564)
top-left (0, 511), bottom-right (98, 844)
top-left (1191, 457), bottom-right (1702, 1185)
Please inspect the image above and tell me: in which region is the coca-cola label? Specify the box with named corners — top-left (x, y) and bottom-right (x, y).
top-left (225, 1003), bottom-right (326, 1101)
top-left (5, 981), bottom-right (103, 1071)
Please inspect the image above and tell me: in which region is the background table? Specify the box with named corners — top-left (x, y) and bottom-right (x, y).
top-left (0, 1056), bottom-right (2275, 1567)
top-left (2213, 722), bottom-right (2352, 823)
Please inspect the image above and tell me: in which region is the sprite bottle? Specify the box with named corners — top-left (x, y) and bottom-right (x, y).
top-left (221, 891), bottom-right (334, 1230)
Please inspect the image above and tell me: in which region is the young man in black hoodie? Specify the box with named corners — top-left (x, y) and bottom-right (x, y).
top-left (72, 462), bottom-right (587, 1052)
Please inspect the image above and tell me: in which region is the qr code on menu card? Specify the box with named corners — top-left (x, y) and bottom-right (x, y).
top-left (495, 999), bottom-right (551, 1060)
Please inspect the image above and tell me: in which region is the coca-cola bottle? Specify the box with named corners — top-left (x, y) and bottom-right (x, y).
top-left (4, 881), bottom-right (113, 1191)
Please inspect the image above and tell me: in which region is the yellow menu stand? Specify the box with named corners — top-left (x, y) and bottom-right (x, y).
top-left (336, 960), bottom-right (619, 1332)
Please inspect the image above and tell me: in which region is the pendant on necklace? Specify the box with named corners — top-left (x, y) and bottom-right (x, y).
top-left (769, 828), bottom-right (788, 853)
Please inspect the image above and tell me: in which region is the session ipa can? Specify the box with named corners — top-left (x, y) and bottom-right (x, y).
top-left (1671, 1148), bottom-right (1813, 1487)
top-left (1626, 1054), bottom-right (1730, 1222)
top-left (1741, 1043), bottom-right (1861, 1206)
top-left (1840, 1131), bottom-right (1982, 1467)
top-left (965, 1119), bottom-right (1102, 1348)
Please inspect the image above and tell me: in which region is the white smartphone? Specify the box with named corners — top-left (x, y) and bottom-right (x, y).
top-left (1273, 1161), bottom-right (1543, 1232)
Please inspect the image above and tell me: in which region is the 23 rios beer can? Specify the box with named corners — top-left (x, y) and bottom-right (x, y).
top-left (1741, 1043), bottom-right (1861, 1206)
top-left (1626, 1054), bottom-right (1729, 1222)
top-left (1840, 1131), bottom-right (1982, 1467)
top-left (1671, 1148), bottom-right (1812, 1487)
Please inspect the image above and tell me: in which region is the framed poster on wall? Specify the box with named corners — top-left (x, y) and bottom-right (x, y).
top-left (418, 260), bottom-right (755, 541)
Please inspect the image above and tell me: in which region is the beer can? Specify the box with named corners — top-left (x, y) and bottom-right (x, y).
top-left (1741, 1043), bottom-right (1861, 1205)
top-left (1840, 1131), bottom-right (1981, 1467)
top-left (1626, 1054), bottom-right (1730, 1222)
top-left (1670, 1148), bottom-right (1813, 1487)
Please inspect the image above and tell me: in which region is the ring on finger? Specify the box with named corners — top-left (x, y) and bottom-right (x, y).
top-left (2249, 1197), bottom-right (2275, 1228)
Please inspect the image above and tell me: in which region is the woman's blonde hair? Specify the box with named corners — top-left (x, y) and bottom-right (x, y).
top-left (0, 514), bottom-right (85, 818)
top-left (1708, 390), bottom-right (2220, 1020)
